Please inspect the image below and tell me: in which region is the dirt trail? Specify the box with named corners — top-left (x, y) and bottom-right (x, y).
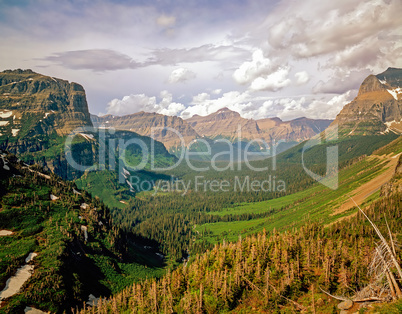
top-left (332, 153), bottom-right (401, 216)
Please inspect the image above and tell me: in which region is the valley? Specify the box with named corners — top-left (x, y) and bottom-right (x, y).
top-left (0, 67), bottom-right (401, 313)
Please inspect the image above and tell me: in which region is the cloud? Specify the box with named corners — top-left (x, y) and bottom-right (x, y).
top-left (168, 67), bottom-right (196, 83)
top-left (43, 49), bottom-right (138, 71)
top-left (250, 66), bottom-right (291, 91)
top-left (149, 44), bottom-right (248, 66)
top-left (232, 49), bottom-right (291, 91)
top-left (233, 49), bottom-right (273, 85)
top-left (181, 91), bottom-right (251, 119)
top-left (313, 69), bottom-right (371, 94)
top-left (42, 44), bottom-right (248, 71)
top-left (264, 0), bottom-right (402, 60)
top-left (180, 89), bottom-right (355, 121)
top-left (211, 89), bottom-right (222, 95)
top-left (156, 14), bottom-right (176, 27)
top-left (295, 71), bottom-right (310, 85)
top-left (106, 91), bottom-right (185, 116)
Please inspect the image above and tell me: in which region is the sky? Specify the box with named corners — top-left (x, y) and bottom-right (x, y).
top-left (0, 0), bottom-right (401, 121)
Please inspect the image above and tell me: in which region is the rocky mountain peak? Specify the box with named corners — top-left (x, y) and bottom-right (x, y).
top-left (357, 75), bottom-right (387, 96)
top-left (332, 67), bottom-right (402, 136)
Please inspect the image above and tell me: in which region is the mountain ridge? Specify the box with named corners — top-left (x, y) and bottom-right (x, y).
top-left (93, 108), bottom-right (333, 150)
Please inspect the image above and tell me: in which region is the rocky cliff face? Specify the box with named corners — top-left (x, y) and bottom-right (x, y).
top-left (0, 69), bottom-right (94, 172)
top-left (0, 69), bottom-right (92, 141)
top-left (332, 67), bottom-right (402, 135)
top-left (92, 111), bottom-right (199, 149)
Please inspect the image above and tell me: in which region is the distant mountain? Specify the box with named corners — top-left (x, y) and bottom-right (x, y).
top-left (186, 107), bottom-right (261, 141)
top-left (333, 67), bottom-right (402, 136)
top-left (187, 107), bottom-right (332, 144)
top-left (91, 111), bottom-right (199, 150)
top-left (94, 108), bottom-right (332, 153)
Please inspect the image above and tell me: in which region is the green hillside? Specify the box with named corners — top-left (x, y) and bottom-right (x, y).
top-left (76, 153), bottom-right (402, 313)
top-left (0, 152), bottom-right (165, 313)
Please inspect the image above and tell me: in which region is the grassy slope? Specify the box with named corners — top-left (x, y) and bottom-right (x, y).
top-left (196, 136), bottom-right (402, 243)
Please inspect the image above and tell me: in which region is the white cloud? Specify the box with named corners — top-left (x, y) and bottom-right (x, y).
top-left (179, 89), bottom-right (355, 121)
top-left (156, 14), bottom-right (176, 27)
top-left (181, 91), bottom-right (251, 119)
top-left (295, 71), bottom-right (310, 85)
top-left (168, 67), bottom-right (196, 84)
top-left (264, 0), bottom-right (402, 61)
top-left (106, 91), bottom-right (185, 116)
top-left (211, 89), bottom-right (222, 95)
top-left (232, 49), bottom-right (291, 91)
top-left (250, 66), bottom-right (291, 91)
top-left (277, 91), bottom-right (355, 120)
top-left (232, 49), bottom-right (273, 85)
top-left (313, 69), bottom-right (371, 94)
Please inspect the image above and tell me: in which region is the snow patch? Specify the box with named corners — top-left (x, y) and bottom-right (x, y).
top-left (0, 111), bottom-right (12, 118)
top-left (387, 87), bottom-right (402, 100)
top-left (0, 230), bottom-right (13, 236)
top-left (378, 79), bottom-right (387, 85)
top-left (81, 225), bottom-right (88, 242)
top-left (0, 253), bottom-right (37, 306)
top-left (383, 119), bottom-right (402, 134)
top-left (44, 112), bottom-right (50, 119)
top-left (12, 129), bottom-right (20, 136)
top-left (24, 306), bottom-right (47, 314)
top-left (79, 133), bottom-right (95, 141)
top-left (1, 154), bottom-right (10, 170)
top-left (0, 121), bottom-right (9, 126)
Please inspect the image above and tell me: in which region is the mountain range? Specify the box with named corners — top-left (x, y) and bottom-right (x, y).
top-left (92, 107), bottom-right (333, 152)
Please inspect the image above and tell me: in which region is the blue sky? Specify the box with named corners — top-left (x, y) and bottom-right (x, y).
top-left (1, 0), bottom-right (401, 120)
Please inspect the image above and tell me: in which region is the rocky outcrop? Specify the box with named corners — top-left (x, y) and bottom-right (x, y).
top-left (332, 67), bottom-right (402, 136)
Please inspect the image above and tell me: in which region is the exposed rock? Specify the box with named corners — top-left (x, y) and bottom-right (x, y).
top-left (337, 300), bottom-right (354, 310)
top-left (0, 69), bottom-right (92, 139)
